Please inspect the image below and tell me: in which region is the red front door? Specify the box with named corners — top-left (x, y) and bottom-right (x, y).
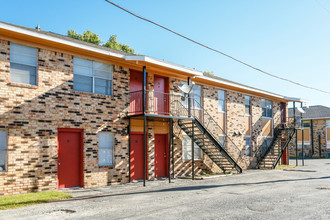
top-left (154, 75), bottom-right (169, 114)
top-left (58, 129), bottom-right (83, 189)
top-left (155, 134), bottom-right (168, 178)
top-left (130, 133), bottom-right (147, 180)
top-left (130, 70), bottom-right (143, 114)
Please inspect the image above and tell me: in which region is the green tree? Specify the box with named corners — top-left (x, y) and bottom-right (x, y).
top-left (67, 30), bottom-right (135, 54)
top-left (67, 29), bottom-right (102, 45)
top-left (203, 71), bottom-right (215, 76)
top-left (104, 35), bottom-right (135, 54)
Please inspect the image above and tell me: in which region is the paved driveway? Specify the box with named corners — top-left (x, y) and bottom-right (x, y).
top-left (1, 159), bottom-right (330, 220)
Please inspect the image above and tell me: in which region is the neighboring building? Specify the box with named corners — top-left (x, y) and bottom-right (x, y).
top-left (0, 21), bottom-right (301, 195)
top-left (288, 105), bottom-right (330, 158)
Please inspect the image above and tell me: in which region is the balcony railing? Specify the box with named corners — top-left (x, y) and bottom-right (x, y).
top-left (128, 90), bottom-right (190, 118)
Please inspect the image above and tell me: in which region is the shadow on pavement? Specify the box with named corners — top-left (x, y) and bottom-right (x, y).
top-left (50, 175), bottom-right (330, 203)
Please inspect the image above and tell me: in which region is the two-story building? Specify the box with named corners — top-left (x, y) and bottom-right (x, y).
top-left (0, 21), bottom-right (301, 195)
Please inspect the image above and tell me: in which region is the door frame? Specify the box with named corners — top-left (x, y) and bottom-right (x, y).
top-left (154, 133), bottom-right (169, 178)
top-left (130, 131), bottom-right (148, 180)
top-left (57, 128), bottom-right (84, 189)
top-left (154, 75), bottom-right (169, 115)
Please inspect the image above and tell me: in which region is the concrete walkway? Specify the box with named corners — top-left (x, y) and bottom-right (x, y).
top-left (1, 159), bottom-right (330, 219)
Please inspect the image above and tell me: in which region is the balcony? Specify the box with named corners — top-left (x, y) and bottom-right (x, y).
top-left (128, 90), bottom-right (191, 119)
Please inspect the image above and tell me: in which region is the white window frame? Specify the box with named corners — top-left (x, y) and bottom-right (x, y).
top-left (0, 130), bottom-right (8, 172)
top-left (219, 134), bottom-right (226, 150)
top-left (326, 124), bottom-right (330, 149)
top-left (182, 134), bottom-right (203, 161)
top-left (262, 99), bottom-right (273, 119)
top-left (74, 57), bottom-right (113, 96)
top-left (98, 132), bottom-right (115, 166)
top-left (218, 90), bottom-right (226, 113)
top-left (10, 43), bottom-right (38, 86)
top-left (245, 135), bottom-right (252, 157)
top-left (245, 95), bottom-right (251, 116)
top-left (297, 127), bottom-right (311, 149)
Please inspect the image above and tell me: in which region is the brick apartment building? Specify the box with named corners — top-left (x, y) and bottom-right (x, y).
top-left (0, 21), bottom-right (301, 195)
top-left (288, 105), bottom-right (330, 158)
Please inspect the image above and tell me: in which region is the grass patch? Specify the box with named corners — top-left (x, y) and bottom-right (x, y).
top-left (0, 191), bottom-right (72, 210)
top-left (276, 164), bottom-right (297, 169)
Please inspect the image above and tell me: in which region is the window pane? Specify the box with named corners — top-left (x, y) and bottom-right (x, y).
top-left (98, 132), bottom-right (114, 166)
top-left (218, 90), bottom-right (225, 100)
top-left (326, 120), bottom-right (330, 127)
top-left (182, 135), bottom-right (202, 160)
top-left (74, 57), bottom-right (93, 76)
top-left (10, 63), bottom-right (37, 85)
top-left (99, 149), bottom-right (113, 166)
top-left (95, 78), bottom-right (111, 95)
top-left (10, 43), bottom-right (37, 66)
top-left (0, 131), bottom-right (7, 150)
top-left (93, 62), bottom-right (112, 79)
top-left (219, 135), bottom-right (226, 149)
top-left (246, 137), bottom-right (251, 157)
top-left (74, 75), bottom-right (92, 93)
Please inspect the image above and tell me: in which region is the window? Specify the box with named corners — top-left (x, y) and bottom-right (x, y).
top-left (74, 57), bottom-right (113, 96)
top-left (182, 134), bottom-right (203, 161)
top-left (0, 130), bottom-right (8, 172)
top-left (245, 136), bottom-right (252, 157)
top-left (10, 43), bottom-right (38, 85)
top-left (262, 137), bottom-right (273, 149)
top-left (262, 99), bottom-right (272, 118)
top-left (219, 135), bottom-right (226, 149)
top-left (302, 121), bottom-right (310, 128)
top-left (181, 82), bottom-right (203, 109)
top-left (218, 90), bottom-right (225, 112)
top-left (98, 132), bottom-right (114, 166)
top-left (245, 96), bottom-right (251, 115)
top-left (326, 120), bottom-right (330, 127)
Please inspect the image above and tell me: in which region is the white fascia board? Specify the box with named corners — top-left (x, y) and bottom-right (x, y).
top-left (301, 117), bottom-right (330, 120)
top-left (197, 75), bottom-right (286, 99)
top-left (125, 55), bottom-right (203, 76)
top-left (0, 22), bottom-right (125, 59)
top-left (284, 97), bottom-right (308, 103)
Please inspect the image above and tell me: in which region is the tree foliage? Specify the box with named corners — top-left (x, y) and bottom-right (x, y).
top-left (67, 30), bottom-right (103, 45)
top-left (203, 71), bottom-right (215, 76)
top-left (67, 30), bottom-right (135, 54)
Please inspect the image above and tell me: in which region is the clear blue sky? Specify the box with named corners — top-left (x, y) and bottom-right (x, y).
top-left (2, 0), bottom-right (330, 107)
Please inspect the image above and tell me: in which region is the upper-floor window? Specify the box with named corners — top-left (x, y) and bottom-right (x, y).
top-left (245, 95), bottom-right (251, 115)
top-left (218, 90), bottom-right (225, 112)
top-left (302, 121), bottom-right (310, 128)
top-left (181, 82), bottom-right (202, 108)
top-left (262, 99), bottom-right (272, 118)
top-left (0, 130), bottom-right (8, 172)
top-left (10, 43), bottom-right (38, 85)
top-left (74, 57), bottom-right (113, 96)
top-left (326, 120), bottom-right (330, 127)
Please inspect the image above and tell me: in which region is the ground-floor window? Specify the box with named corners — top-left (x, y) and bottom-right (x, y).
top-left (219, 135), bottom-right (226, 149)
top-left (98, 132), bottom-right (114, 166)
top-left (182, 134), bottom-right (203, 161)
top-left (262, 137), bottom-right (273, 154)
top-left (245, 136), bottom-right (252, 157)
top-left (0, 130), bottom-right (8, 172)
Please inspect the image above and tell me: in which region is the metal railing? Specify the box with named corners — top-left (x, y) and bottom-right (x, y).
top-left (128, 90), bottom-right (189, 118)
top-left (189, 98), bottom-right (247, 168)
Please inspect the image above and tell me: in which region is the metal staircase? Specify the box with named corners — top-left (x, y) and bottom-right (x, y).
top-left (256, 126), bottom-right (296, 169)
top-left (177, 99), bottom-right (243, 174)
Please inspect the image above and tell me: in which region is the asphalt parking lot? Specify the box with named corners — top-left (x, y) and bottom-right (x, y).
top-left (1, 159), bottom-right (330, 220)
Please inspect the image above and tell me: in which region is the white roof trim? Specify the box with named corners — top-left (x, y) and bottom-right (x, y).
top-left (301, 117), bottom-right (330, 120)
top-left (125, 55), bottom-right (203, 76)
top-left (0, 22), bottom-right (125, 59)
top-left (196, 75), bottom-right (287, 99)
top-left (284, 97), bottom-right (308, 103)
